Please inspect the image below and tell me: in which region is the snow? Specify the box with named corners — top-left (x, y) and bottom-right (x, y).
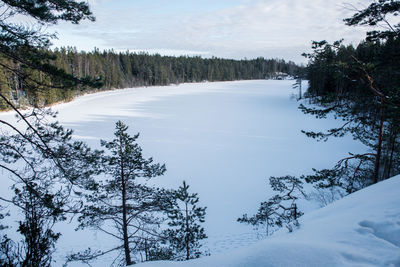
top-left (137, 175), bottom-right (400, 267)
top-left (0, 80), bottom-right (372, 266)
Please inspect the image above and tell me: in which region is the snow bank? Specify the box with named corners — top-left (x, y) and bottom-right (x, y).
top-left (138, 176), bottom-right (400, 266)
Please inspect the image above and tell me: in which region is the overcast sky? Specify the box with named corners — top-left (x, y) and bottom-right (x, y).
top-left (50, 0), bottom-right (373, 63)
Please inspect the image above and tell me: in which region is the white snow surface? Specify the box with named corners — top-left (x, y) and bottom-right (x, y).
top-left (0, 80), bottom-right (376, 266)
top-left (138, 175), bottom-right (400, 267)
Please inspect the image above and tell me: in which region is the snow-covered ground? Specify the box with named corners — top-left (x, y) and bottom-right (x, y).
top-left (137, 175), bottom-right (400, 267)
top-left (0, 80), bottom-right (371, 266)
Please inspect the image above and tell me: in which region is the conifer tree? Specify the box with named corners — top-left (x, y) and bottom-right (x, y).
top-left (164, 181), bottom-right (207, 260)
top-left (239, 176), bottom-right (305, 234)
top-left (73, 121), bottom-right (167, 266)
top-left (12, 183), bottom-right (61, 267)
top-left (0, 110), bottom-right (102, 265)
top-left (301, 0), bottom-right (400, 191)
top-left (0, 1), bottom-right (102, 264)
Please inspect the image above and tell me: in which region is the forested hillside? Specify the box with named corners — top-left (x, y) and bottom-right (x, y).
top-left (0, 48), bottom-right (301, 110)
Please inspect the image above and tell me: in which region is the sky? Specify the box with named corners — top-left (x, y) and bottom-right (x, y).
top-left (49, 0), bottom-right (373, 63)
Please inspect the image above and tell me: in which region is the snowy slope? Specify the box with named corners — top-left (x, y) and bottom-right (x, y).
top-left (138, 176), bottom-right (400, 267)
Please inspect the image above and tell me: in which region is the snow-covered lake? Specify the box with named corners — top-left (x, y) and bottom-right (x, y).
top-left (1, 80), bottom-right (367, 266)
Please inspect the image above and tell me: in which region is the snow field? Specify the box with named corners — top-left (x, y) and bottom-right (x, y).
top-left (0, 80), bottom-right (370, 266)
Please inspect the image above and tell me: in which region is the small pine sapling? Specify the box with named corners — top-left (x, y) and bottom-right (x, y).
top-left (164, 181), bottom-right (207, 260)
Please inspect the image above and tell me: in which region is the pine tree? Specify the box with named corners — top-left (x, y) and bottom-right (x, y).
top-left (0, 110), bottom-right (102, 265)
top-left (343, 0), bottom-right (400, 41)
top-left (164, 181), bottom-right (207, 260)
top-left (301, 0), bottom-right (400, 192)
top-left (73, 121), bottom-right (167, 266)
top-left (0, 1), bottom-right (101, 264)
top-left (239, 176), bottom-right (305, 234)
top-left (13, 183), bottom-right (61, 267)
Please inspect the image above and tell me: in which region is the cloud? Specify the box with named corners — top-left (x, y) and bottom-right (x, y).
top-left (51, 0), bottom-right (372, 63)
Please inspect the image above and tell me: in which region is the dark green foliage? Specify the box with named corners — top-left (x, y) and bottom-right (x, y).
top-left (344, 0), bottom-right (400, 40)
top-left (0, 48), bottom-right (303, 109)
top-left (238, 200), bottom-right (276, 236)
top-left (304, 152), bottom-right (375, 194)
top-left (0, 236), bottom-right (18, 267)
top-left (146, 243), bottom-right (174, 262)
top-left (0, 0), bottom-right (101, 110)
top-left (240, 0), bottom-right (400, 244)
top-left (99, 121), bottom-right (166, 180)
top-left (303, 23), bottom-right (400, 190)
top-left (304, 39), bottom-right (400, 180)
top-left (1, 108), bottom-right (102, 188)
top-left (0, 108), bottom-right (102, 266)
top-left (298, 0), bottom-right (400, 199)
top-left (238, 176), bottom-right (305, 235)
top-left (0, 208), bottom-right (15, 266)
top-left (0, 3), bottom-right (302, 110)
top-left (292, 77), bottom-right (303, 100)
top-left (13, 184), bottom-right (61, 267)
top-left (164, 181), bottom-right (207, 261)
top-left (72, 121), bottom-right (167, 266)
top-left (50, 51), bottom-right (300, 87)
top-left (2, 0), bottom-right (94, 24)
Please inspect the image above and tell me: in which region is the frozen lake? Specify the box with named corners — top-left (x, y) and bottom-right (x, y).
top-left (1, 80), bottom-right (366, 265)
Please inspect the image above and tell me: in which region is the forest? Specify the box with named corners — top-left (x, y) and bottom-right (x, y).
top-left (302, 28), bottom-right (400, 189)
top-left (0, 47), bottom-right (301, 110)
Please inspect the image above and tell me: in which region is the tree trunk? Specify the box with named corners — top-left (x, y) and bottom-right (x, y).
top-left (185, 201), bottom-right (190, 260)
top-left (373, 96), bottom-right (385, 184)
top-left (351, 56), bottom-right (385, 184)
top-left (120, 137), bottom-right (133, 265)
top-left (386, 130), bottom-right (396, 179)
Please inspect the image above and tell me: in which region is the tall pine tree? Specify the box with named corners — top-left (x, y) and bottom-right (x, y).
top-left (73, 121), bottom-right (167, 266)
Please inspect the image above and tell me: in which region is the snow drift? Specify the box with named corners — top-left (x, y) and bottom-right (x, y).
top-left (138, 175), bottom-right (400, 266)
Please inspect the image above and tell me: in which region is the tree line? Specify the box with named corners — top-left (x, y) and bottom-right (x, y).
top-left (0, 47), bottom-right (302, 110)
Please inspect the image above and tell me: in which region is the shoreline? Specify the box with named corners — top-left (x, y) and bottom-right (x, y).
top-left (0, 79), bottom-right (296, 115)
